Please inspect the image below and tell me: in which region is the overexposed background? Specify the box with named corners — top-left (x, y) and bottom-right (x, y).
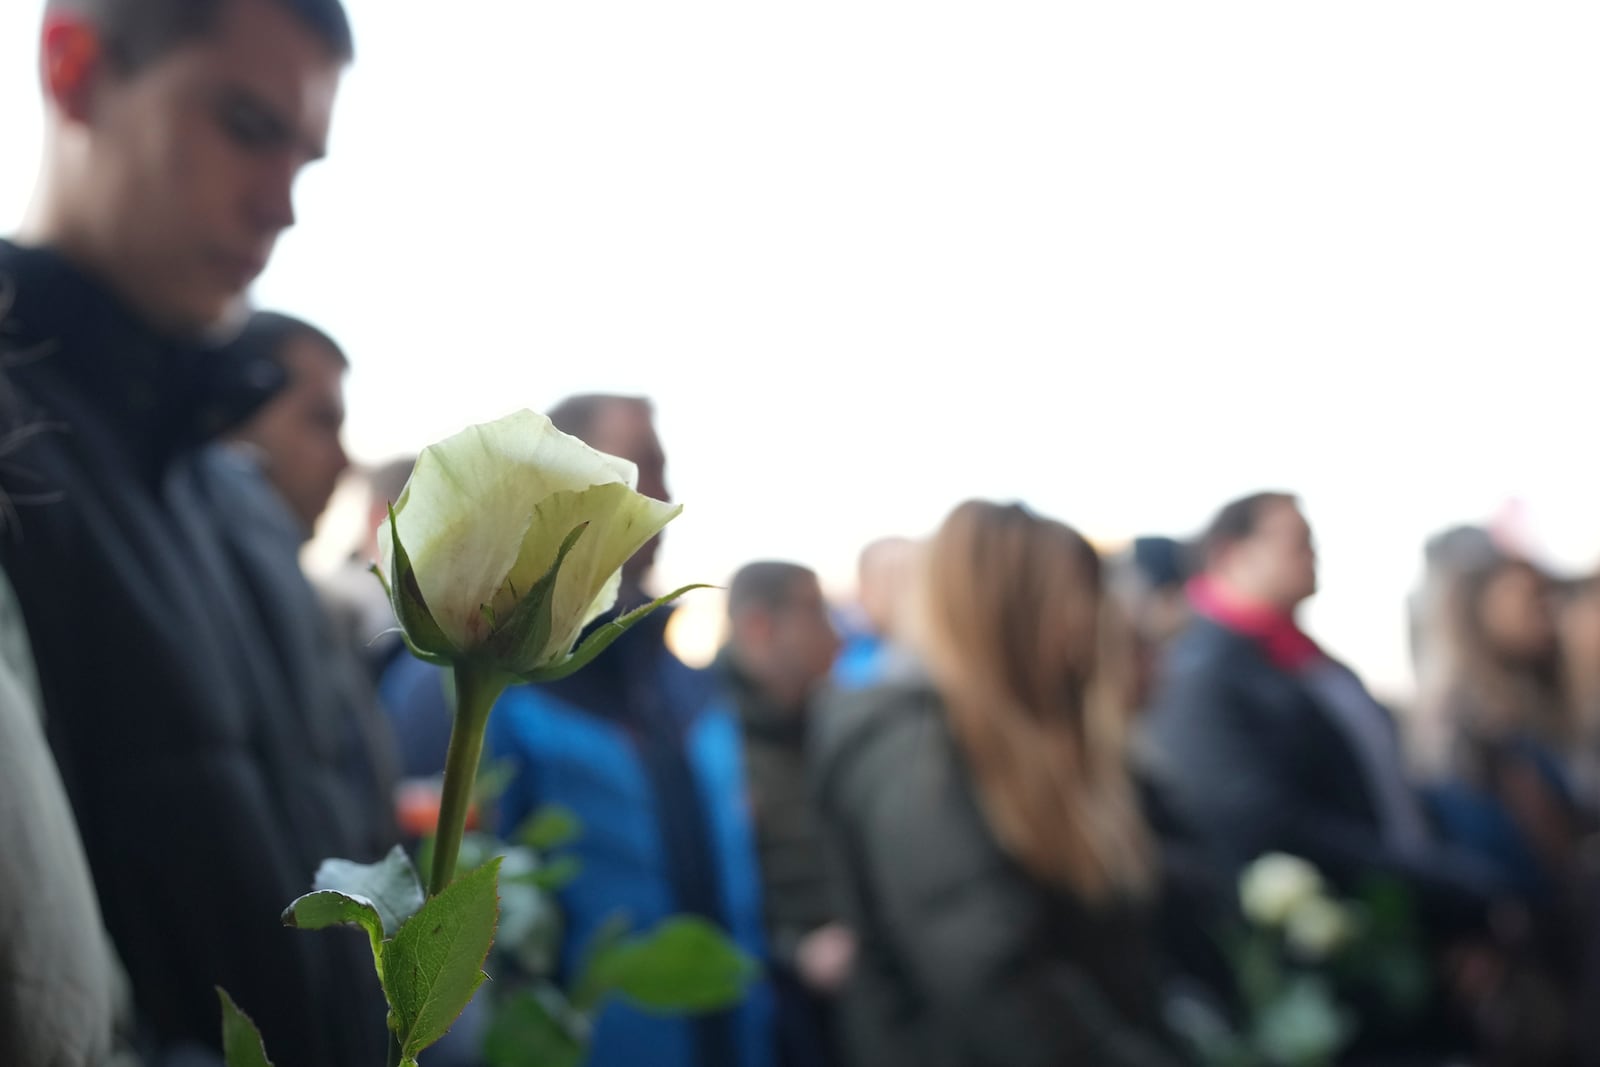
top-left (3, 2), bottom-right (1598, 694)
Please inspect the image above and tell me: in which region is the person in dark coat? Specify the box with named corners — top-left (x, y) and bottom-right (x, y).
top-left (222, 311), bottom-right (401, 843)
top-left (1138, 493), bottom-right (1503, 919)
top-left (718, 561), bottom-right (849, 1067)
top-left (1137, 492), bottom-right (1509, 1061)
top-left (0, 1), bottom-right (396, 1064)
top-left (814, 500), bottom-right (1185, 1067)
top-left (475, 395), bottom-right (774, 1067)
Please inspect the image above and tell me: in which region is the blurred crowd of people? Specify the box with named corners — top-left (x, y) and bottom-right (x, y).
top-left (1129, 499), bottom-right (1600, 1067)
top-left (2, 2), bottom-right (1598, 1067)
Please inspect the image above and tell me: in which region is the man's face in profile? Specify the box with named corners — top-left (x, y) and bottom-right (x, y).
top-left (1241, 500), bottom-right (1319, 609)
top-left (234, 334), bottom-right (349, 531)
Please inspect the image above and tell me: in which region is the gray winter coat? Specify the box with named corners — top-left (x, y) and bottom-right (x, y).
top-left (0, 567), bottom-right (138, 1067)
top-left (813, 677), bottom-right (1185, 1067)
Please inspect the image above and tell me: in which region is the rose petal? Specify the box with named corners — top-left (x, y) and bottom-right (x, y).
top-left (388, 438), bottom-right (535, 649)
top-left (498, 482), bottom-right (682, 671)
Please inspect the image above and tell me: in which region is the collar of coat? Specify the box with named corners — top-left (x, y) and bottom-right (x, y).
top-left (0, 239), bottom-right (286, 477)
top-left (1187, 574), bottom-right (1324, 673)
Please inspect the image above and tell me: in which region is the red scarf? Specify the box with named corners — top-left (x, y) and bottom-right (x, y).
top-left (1187, 575), bottom-right (1324, 673)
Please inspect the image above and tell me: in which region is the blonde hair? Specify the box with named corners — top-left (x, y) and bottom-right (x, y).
top-left (919, 500), bottom-right (1153, 901)
top-left (1414, 554), bottom-right (1570, 774)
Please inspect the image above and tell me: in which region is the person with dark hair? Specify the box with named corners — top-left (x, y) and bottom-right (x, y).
top-left (225, 311), bottom-right (350, 534)
top-left (44, 0), bottom-right (352, 71)
top-left (25, 0), bottom-right (351, 334)
top-left (1138, 492), bottom-right (1506, 1060)
top-left (546, 393), bottom-right (669, 586)
top-left (1132, 536), bottom-right (1190, 590)
top-left (720, 562), bottom-right (847, 1067)
top-left (1110, 535), bottom-right (1194, 713)
top-left (475, 394), bottom-right (772, 1067)
top-left (547, 391), bottom-right (651, 437)
top-left (0, 1), bottom-right (395, 1065)
top-left (219, 309), bottom-right (399, 884)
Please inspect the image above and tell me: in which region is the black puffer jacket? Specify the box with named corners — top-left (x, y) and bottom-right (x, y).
top-left (0, 241), bottom-right (396, 1067)
top-left (813, 676), bottom-right (1186, 1067)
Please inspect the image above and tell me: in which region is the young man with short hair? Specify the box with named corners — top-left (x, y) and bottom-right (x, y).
top-left (1, 2), bottom-right (393, 1063)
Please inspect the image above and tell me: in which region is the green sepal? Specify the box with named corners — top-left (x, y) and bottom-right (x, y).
top-left (521, 584), bottom-right (714, 684)
top-left (385, 505), bottom-right (460, 660)
top-left (370, 618), bottom-right (456, 670)
top-left (486, 522), bottom-right (590, 672)
top-left (368, 565), bottom-right (453, 666)
top-left (397, 635), bottom-right (455, 669)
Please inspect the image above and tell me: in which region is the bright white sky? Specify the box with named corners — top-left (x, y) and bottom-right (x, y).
top-left (3, 1), bottom-right (1598, 696)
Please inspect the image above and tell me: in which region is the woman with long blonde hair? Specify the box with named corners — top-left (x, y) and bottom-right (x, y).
top-left (1412, 542), bottom-right (1597, 1064)
top-left (814, 500), bottom-right (1182, 1067)
top-left (1415, 547), bottom-right (1585, 881)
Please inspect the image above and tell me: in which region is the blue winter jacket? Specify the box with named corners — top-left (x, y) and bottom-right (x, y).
top-left (486, 608), bottom-right (773, 1067)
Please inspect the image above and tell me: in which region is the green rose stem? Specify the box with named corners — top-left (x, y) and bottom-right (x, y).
top-left (430, 662), bottom-right (509, 897)
top-left (385, 663), bottom-right (506, 1066)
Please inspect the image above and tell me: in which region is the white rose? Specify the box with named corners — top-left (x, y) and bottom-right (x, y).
top-left (1284, 896), bottom-right (1355, 960)
top-left (375, 409), bottom-right (686, 679)
top-left (1239, 853), bottom-right (1326, 928)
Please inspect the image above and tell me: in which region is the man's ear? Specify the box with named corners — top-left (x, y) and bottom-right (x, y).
top-left (41, 15), bottom-right (106, 124)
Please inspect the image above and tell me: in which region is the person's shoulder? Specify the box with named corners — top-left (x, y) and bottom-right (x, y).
top-left (654, 641), bottom-right (722, 710)
top-left (1168, 613), bottom-right (1244, 653)
top-left (1144, 619), bottom-right (1283, 742)
top-left (194, 442), bottom-right (273, 506)
top-left (1164, 615), bottom-right (1265, 677)
top-left (813, 676), bottom-right (946, 781)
